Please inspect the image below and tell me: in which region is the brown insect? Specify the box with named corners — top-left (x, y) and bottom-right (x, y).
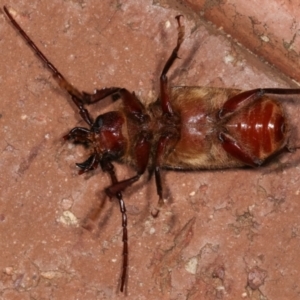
top-left (4, 5), bottom-right (300, 292)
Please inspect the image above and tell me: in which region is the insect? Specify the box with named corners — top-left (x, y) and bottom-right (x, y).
top-left (4, 5), bottom-right (300, 293)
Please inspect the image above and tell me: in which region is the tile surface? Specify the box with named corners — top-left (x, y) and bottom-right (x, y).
top-left (1, 0), bottom-right (300, 299)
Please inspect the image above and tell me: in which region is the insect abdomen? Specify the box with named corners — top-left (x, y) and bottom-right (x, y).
top-left (226, 97), bottom-right (287, 162)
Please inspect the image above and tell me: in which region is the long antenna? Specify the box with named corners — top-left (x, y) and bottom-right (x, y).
top-left (3, 6), bottom-right (83, 100)
top-left (3, 6), bottom-right (64, 80)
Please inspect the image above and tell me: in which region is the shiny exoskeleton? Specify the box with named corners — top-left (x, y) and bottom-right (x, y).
top-left (4, 6), bottom-right (300, 292)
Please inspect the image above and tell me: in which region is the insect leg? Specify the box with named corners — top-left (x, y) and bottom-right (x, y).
top-left (160, 15), bottom-right (185, 115)
top-left (218, 132), bottom-right (263, 167)
top-left (154, 136), bottom-right (170, 207)
top-left (82, 88), bottom-right (149, 123)
top-left (117, 89), bottom-right (148, 117)
top-left (100, 158), bottom-right (128, 293)
top-left (220, 88), bottom-right (300, 118)
top-left (152, 133), bottom-right (179, 216)
top-left (82, 88), bottom-right (122, 104)
top-left (63, 127), bottom-right (92, 142)
top-left (149, 16), bottom-right (184, 216)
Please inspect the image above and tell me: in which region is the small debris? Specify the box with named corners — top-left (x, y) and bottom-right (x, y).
top-left (247, 266), bottom-right (267, 290)
top-left (260, 35), bottom-right (270, 42)
top-left (212, 265), bottom-right (225, 280)
top-left (60, 198), bottom-right (73, 210)
top-left (149, 227), bottom-right (156, 234)
top-left (58, 210), bottom-right (78, 226)
top-left (41, 271), bottom-right (62, 279)
top-left (185, 257), bottom-right (198, 274)
top-left (4, 266), bottom-right (14, 275)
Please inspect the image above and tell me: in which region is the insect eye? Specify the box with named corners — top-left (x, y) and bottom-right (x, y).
top-left (92, 116), bottom-right (103, 132)
top-left (281, 123), bottom-right (286, 134)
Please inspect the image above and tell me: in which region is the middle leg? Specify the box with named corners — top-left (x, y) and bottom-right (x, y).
top-left (160, 15), bottom-right (185, 115)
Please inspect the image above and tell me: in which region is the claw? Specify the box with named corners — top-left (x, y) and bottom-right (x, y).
top-left (76, 154), bottom-right (98, 174)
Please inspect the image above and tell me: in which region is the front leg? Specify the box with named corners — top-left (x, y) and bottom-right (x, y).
top-left (83, 88), bottom-right (149, 123)
top-left (82, 87), bottom-right (121, 104)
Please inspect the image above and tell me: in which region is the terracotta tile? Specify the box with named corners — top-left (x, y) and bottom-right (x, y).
top-left (184, 0), bottom-right (300, 82)
top-left (1, 1), bottom-right (300, 299)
